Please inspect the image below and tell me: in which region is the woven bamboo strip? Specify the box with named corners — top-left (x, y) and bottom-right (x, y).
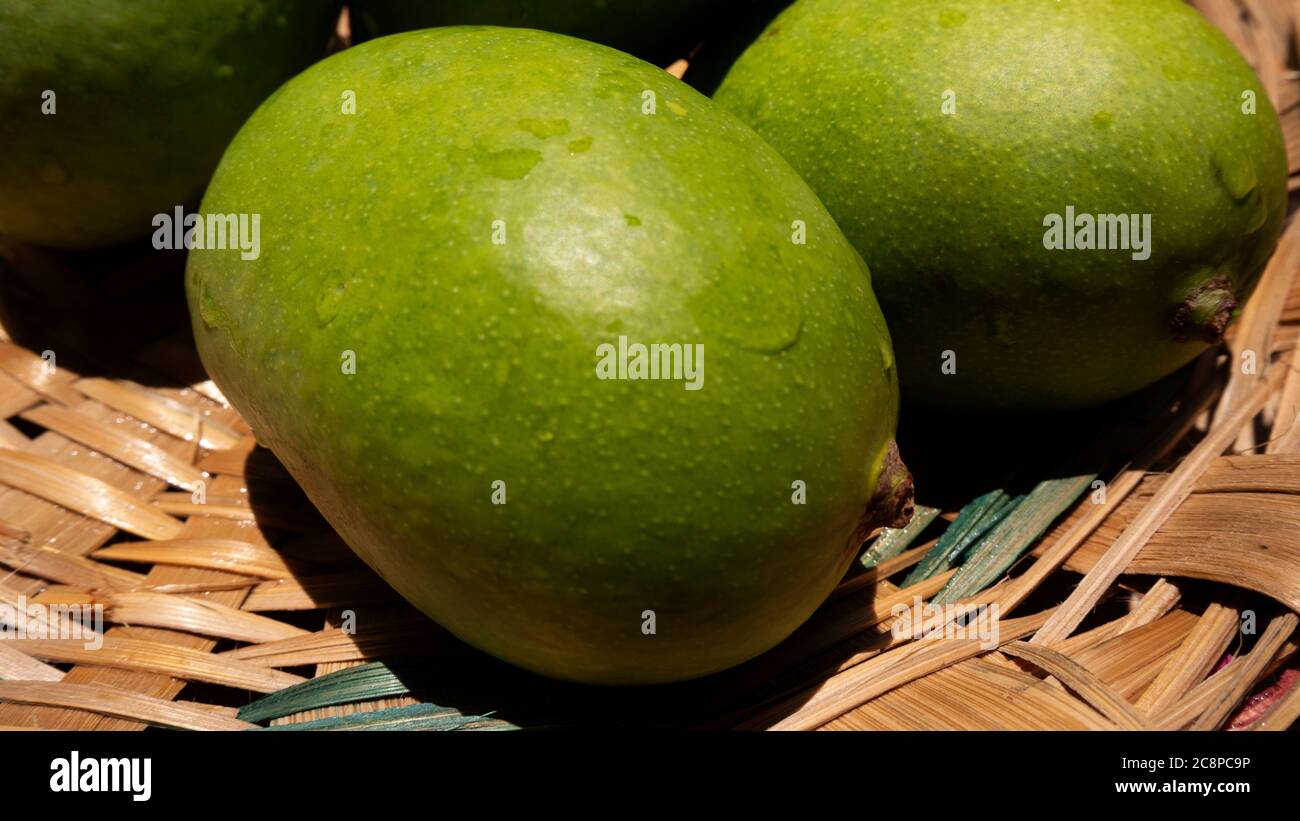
top-left (12, 635), bottom-right (304, 693)
top-left (220, 619), bottom-right (442, 668)
top-left (1189, 612), bottom-right (1298, 729)
top-left (1218, 218), bottom-right (1300, 427)
top-left (93, 538), bottom-right (295, 580)
top-left (1153, 639), bottom-right (1299, 730)
top-left (73, 377), bottom-right (242, 450)
top-left (750, 610), bottom-right (1053, 730)
top-left (0, 342), bottom-right (83, 407)
top-left (0, 681), bottom-right (255, 731)
top-left (830, 540), bottom-right (934, 599)
top-left (0, 371), bottom-right (38, 419)
top-left (0, 403), bottom-right (177, 600)
top-left (0, 643), bottom-right (63, 682)
top-left (824, 659), bottom-right (1115, 730)
top-left (20, 403), bottom-right (206, 490)
top-left (830, 594), bottom-right (1200, 730)
top-left (0, 449), bottom-right (183, 540)
top-left (999, 641), bottom-right (1151, 729)
top-left (1032, 373), bottom-right (1279, 645)
top-left (0, 473), bottom-right (272, 729)
top-left (0, 539), bottom-right (146, 592)
top-left (1135, 604), bottom-right (1240, 715)
top-left (100, 591), bottom-right (310, 643)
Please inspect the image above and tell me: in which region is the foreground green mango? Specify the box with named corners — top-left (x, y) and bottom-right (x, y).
top-left (348, 0), bottom-right (723, 64)
top-left (0, 0), bottom-right (340, 248)
top-left (716, 0), bottom-right (1289, 410)
top-left (187, 28), bottom-right (909, 684)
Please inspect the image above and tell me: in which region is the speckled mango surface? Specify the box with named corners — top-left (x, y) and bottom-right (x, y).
top-left (0, 0), bottom-right (341, 248)
top-left (186, 28), bottom-right (900, 684)
top-left (715, 0), bottom-right (1289, 410)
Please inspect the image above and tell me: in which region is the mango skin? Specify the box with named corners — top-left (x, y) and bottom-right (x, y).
top-left (0, 0), bottom-right (340, 249)
top-left (715, 0), bottom-right (1289, 410)
top-left (187, 28), bottom-right (901, 684)
top-left (348, 0), bottom-right (723, 64)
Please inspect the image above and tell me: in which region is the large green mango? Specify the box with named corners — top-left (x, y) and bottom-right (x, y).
top-left (187, 28), bottom-right (908, 683)
top-left (716, 0), bottom-right (1289, 410)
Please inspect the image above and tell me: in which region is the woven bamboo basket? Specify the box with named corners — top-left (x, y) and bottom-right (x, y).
top-left (1, 0), bottom-right (1299, 731)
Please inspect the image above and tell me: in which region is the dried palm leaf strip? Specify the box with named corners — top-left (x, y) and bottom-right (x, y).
top-left (0, 342), bottom-right (83, 406)
top-left (98, 591), bottom-right (309, 643)
top-left (0, 371), bottom-right (39, 419)
top-left (1021, 609), bottom-right (1196, 705)
top-left (0, 518), bottom-right (26, 542)
top-left (1135, 603), bottom-right (1239, 715)
top-left (831, 589), bottom-right (1194, 730)
top-left (1153, 636), bottom-right (1299, 730)
top-left (1064, 481), bottom-right (1300, 611)
top-left (825, 657), bottom-right (1116, 730)
top-left (0, 539), bottom-right (144, 591)
top-left (0, 681), bottom-right (254, 731)
top-left (832, 540), bottom-right (935, 600)
top-left (1217, 218), bottom-right (1300, 427)
top-left (19, 403), bottom-right (206, 490)
top-left (1032, 373), bottom-right (1278, 646)
top-left (1000, 641), bottom-right (1151, 729)
top-left (0, 580), bottom-right (101, 639)
top-left (0, 410), bottom-right (176, 598)
top-left (1189, 612), bottom-right (1298, 730)
top-left (753, 572), bottom-right (954, 677)
top-left (1114, 579), bottom-right (1183, 632)
top-left (13, 635), bottom-right (304, 693)
top-left (0, 420), bottom-right (29, 450)
top-left (93, 538), bottom-right (295, 580)
top-left (0, 643), bottom-right (62, 682)
top-left (0, 449), bottom-right (183, 541)
top-left (73, 377), bottom-right (241, 451)
top-left (1196, 453), bottom-right (1300, 489)
top-left (1266, 352), bottom-right (1300, 452)
top-left (220, 619), bottom-right (443, 668)
top-left (0, 475), bottom-right (276, 729)
top-left (742, 609), bottom-right (1053, 730)
top-left (1124, 493), bottom-right (1300, 608)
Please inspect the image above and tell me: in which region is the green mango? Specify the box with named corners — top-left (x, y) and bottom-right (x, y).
top-left (348, 0), bottom-right (724, 65)
top-left (187, 28), bottom-right (910, 684)
top-left (715, 0), bottom-right (1289, 410)
top-left (0, 0), bottom-right (341, 249)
